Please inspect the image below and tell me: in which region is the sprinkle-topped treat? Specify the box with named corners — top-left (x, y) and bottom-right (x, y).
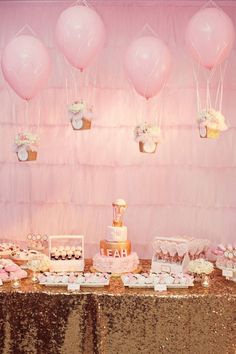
top-left (93, 199), bottom-right (139, 274)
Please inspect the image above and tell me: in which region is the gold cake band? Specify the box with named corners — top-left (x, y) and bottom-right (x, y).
top-left (112, 221), bottom-right (123, 227)
top-left (100, 240), bottom-right (131, 257)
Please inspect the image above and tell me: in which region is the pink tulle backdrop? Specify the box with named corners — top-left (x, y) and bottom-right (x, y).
top-left (0, 0), bottom-right (236, 258)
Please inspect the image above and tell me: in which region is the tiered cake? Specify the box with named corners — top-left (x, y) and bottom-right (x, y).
top-left (93, 199), bottom-right (139, 274)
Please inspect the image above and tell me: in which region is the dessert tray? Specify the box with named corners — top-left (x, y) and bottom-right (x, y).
top-left (216, 259), bottom-right (236, 282)
top-left (121, 272), bottom-right (194, 290)
top-left (38, 272), bottom-right (110, 287)
top-left (49, 235), bottom-right (84, 272)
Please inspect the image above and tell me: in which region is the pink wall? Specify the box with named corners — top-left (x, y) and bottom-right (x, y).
top-left (0, 1), bottom-right (236, 258)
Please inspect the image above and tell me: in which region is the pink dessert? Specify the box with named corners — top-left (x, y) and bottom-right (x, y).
top-left (5, 264), bottom-right (19, 272)
top-left (215, 244), bottom-right (236, 270)
top-left (0, 259), bottom-right (27, 282)
top-left (93, 253), bottom-right (139, 274)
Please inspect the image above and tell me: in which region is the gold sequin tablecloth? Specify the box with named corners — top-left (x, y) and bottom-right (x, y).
top-left (0, 260), bottom-right (235, 354)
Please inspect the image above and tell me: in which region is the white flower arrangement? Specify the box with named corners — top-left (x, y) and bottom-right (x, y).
top-left (188, 258), bottom-right (214, 275)
top-left (27, 255), bottom-right (50, 272)
top-left (15, 132), bottom-right (38, 148)
top-left (134, 122), bottom-right (161, 144)
top-left (198, 109), bottom-right (228, 131)
top-left (68, 100), bottom-right (93, 121)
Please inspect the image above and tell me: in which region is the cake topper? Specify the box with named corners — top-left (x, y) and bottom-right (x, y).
top-left (112, 199), bottom-right (127, 227)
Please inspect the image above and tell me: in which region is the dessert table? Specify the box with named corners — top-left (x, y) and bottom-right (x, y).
top-left (0, 260), bottom-right (235, 354)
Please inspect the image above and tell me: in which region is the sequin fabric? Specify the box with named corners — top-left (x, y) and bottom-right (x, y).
top-left (0, 260), bottom-right (235, 354)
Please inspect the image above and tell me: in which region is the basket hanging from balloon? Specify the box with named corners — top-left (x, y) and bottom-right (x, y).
top-left (134, 123), bottom-right (161, 154)
top-left (68, 101), bottom-right (93, 130)
top-left (198, 109), bottom-right (228, 139)
top-left (14, 132), bottom-right (38, 162)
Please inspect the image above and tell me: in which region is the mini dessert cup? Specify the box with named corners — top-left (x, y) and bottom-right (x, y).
top-left (201, 274), bottom-right (210, 288)
top-left (31, 271), bottom-right (38, 283)
top-left (11, 277), bottom-right (21, 289)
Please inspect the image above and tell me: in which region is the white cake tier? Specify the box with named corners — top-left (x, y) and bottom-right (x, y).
top-left (106, 226), bottom-right (127, 242)
top-left (93, 252), bottom-right (139, 274)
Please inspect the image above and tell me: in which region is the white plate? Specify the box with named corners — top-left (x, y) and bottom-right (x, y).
top-left (39, 281), bottom-right (109, 287)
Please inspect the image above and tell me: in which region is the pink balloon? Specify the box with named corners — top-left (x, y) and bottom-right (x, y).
top-left (55, 5), bottom-right (106, 71)
top-left (124, 36), bottom-right (171, 99)
top-left (1, 35), bottom-right (50, 101)
top-left (185, 7), bottom-right (235, 70)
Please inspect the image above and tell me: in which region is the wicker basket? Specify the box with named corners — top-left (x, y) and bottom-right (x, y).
top-left (17, 149), bottom-right (37, 162)
top-left (71, 117), bottom-right (91, 130)
top-left (199, 125), bottom-right (220, 139)
top-left (139, 141), bottom-right (157, 153)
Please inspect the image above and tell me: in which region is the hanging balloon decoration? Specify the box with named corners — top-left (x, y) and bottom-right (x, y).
top-left (1, 27), bottom-right (51, 161)
top-left (125, 32), bottom-right (171, 153)
top-left (55, 1), bottom-right (106, 131)
top-left (185, 2), bottom-right (235, 139)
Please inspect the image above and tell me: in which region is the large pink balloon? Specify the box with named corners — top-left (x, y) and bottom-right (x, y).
top-left (185, 8), bottom-right (235, 70)
top-left (55, 5), bottom-right (106, 71)
top-left (124, 36), bottom-right (171, 99)
top-left (1, 35), bottom-right (50, 101)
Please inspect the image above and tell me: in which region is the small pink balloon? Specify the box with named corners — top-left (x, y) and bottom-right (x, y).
top-left (1, 35), bottom-right (50, 101)
top-left (124, 36), bottom-right (172, 99)
top-left (55, 5), bottom-right (106, 71)
top-left (185, 7), bottom-right (235, 70)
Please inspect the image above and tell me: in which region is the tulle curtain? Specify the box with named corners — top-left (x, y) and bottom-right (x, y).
top-left (0, 0), bottom-right (236, 258)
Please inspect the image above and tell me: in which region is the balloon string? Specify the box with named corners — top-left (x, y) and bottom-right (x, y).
top-left (71, 67), bottom-right (78, 100)
top-left (219, 60), bottom-right (227, 112)
top-left (192, 62), bottom-right (201, 113)
top-left (131, 86), bottom-right (139, 125)
top-left (214, 66), bottom-right (221, 110)
top-left (219, 77), bottom-right (223, 113)
top-left (24, 101), bottom-right (29, 130)
top-left (136, 23), bottom-right (159, 39)
top-left (206, 79), bottom-right (212, 111)
top-left (205, 65), bottom-right (218, 111)
top-left (37, 98), bottom-right (41, 134)
top-left (65, 76), bottom-right (69, 105)
top-left (79, 69), bottom-right (84, 100)
top-left (12, 97), bottom-right (17, 138)
top-left (157, 78), bottom-right (167, 129)
top-left (201, 0), bottom-right (222, 12)
top-left (15, 24), bottom-right (37, 37)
